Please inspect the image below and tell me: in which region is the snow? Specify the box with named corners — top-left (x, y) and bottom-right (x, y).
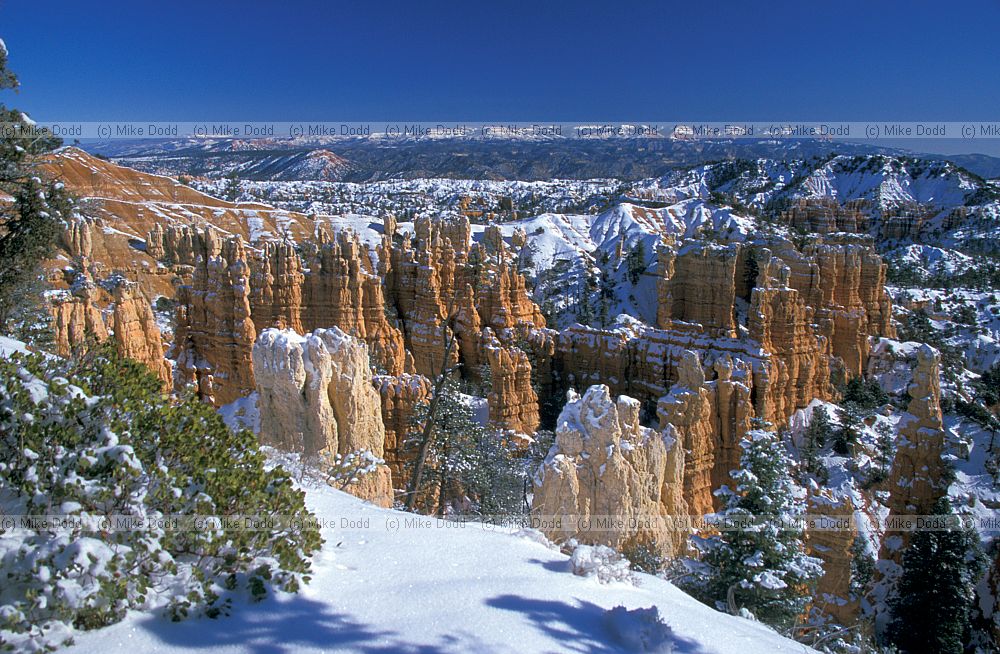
top-left (604, 605), bottom-right (675, 653)
top-left (218, 393), bottom-right (261, 433)
top-left (0, 335), bottom-right (29, 357)
top-left (65, 480), bottom-right (817, 654)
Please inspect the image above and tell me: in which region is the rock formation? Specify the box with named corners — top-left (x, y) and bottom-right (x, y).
top-left (656, 351), bottom-right (716, 516)
top-left (60, 217), bottom-right (94, 259)
top-left (374, 373), bottom-right (433, 484)
top-left (805, 491), bottom-right (859, 626)
top-left (171, 233), bottom-right (256, 406)
top-left (253, 327), bottom-right (393, 507)
top-left (145, 222), bottom-right (165, 260)
top-left (654, 350), bottom-right (754, 515)
top-left (532, 384), bottom-right (688, 558)
top-left (249, 240), bottom-right (304, 333)
top-left (51, 268), bottom-right (109, 356)
top-left (780, 198), bottom-right (871, 235)
top-left (110, 280), bottom-right (172, 385)
top-left (767, 239), bottom-right (894, 378)
top-left (301, 228), bottom-right (411, 375)
top-left (657, 242), bottom-right (741, 335)
top-left (748, 258), bottom-right (832, 424)
top-left (884, 345), bottom-right (948, 525)
top-left (482, 329), bottom-right (540, 434)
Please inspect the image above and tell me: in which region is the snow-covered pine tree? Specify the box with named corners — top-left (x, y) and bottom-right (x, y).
top-left (0, 40), bottom-right (72, 332)
top-left (405, 375), bottom-right (524, 516)
top-left (887, 497), bottom-right (984, 654)
top-left (684, 426), bottom-right (823, 632)
top-left (801, 405), bottom-right (832, 481)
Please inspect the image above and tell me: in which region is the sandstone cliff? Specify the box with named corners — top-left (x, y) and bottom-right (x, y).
top-left (482, 328), bottom-right (540, 434)
top-left (110, 280), bottom-right (172, 385)
top-left (253, 327), bottom-right (393, 507)
top-left (171, 234), bottom-right (256, 406)
top-left (300, 228), bottom-right (411, 375)
top-left (51, 268), bottom-right (109, 356)
top-left (249, 240), bottom-right (304, 333)
top-left (374, 373), bottom-right (433, 484)
top-left (884, 345), bottom-right (947, 522)
top-left (532, 384), bottom-right (688, 558)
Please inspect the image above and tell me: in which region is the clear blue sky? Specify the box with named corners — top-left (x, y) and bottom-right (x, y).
top-left (1, 0), bottom-right (999, 153)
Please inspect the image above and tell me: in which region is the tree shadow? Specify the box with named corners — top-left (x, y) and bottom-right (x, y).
top-left (135, 593), bottom-right (466, 654)
top-left (528, 557), bottom-right (571, 573)
top-left (485, 594), bottom-right (708, 654)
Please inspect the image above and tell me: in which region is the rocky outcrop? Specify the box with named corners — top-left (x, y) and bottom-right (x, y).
top-left (483, 329), bottom-right (540, 434)
top-left (477, 227), bottom-right (545, 331)
top-left (171, 234), bottom-right (256, 406)
top-left (654, 350), bottom-right (754, 515)
top-left (60, 217), bottom-right (94, 259)
top-left (656, 351), bottom-right (715, 516)
top-left (532, 384), bottom-right (688, 558)
top-left (877, 203), bottom-right (937, 242)
top-left (253, 327), bottom-right (393, 507)
top-left (706, 355), bottom-right (753, 495)
top-left (51, 268), bottom-right (109, 356)
top-left (806, 491), bottom-right (859, 626)
top-left (374, 373), bottom-right (432, 484)
top-left (780, 198), bottom-right (871, 235)
top-left (884, 345), bottom-right (947, 520)
top-left (657, 242), bottom-right (741, 335)
top-left (301, 228), bottom-right (411, 375)
top-left (768, 239), bottom-right (894, 379)
top-left (151, 224), bottom-right (218, 267)
top-left (146, 223), bottom-right (165, 260)
top-left (110, 280), bottom-right (172, 385)
top-left (556, 319), bottom-right (765, 422)
top-left (748, 258), bottom-right (832, 424)
top-left (249, 240), bottom-right (304, 333)
top-left (382, 214), bottom-right (546, 380)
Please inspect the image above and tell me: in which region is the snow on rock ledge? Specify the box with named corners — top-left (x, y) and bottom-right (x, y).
top-left (532, 384), bottom-right (688, 558)
top-left (252, 327), bottom-right (392, 507)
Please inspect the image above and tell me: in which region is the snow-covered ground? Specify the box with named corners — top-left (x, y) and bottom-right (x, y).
top-left (65, 479), bottom-right (816, 654)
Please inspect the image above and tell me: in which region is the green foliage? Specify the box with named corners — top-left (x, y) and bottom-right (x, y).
top-left (888, 498), bottom-right (984, 654)
top-left (0, 49), bottom-right (70, 330)
top-left (622, 536), bottom-right (667, 575)
top-left (833, 404), bottom-right (864, 455)
top-left (625, 240), bottom-right (647, 285)
top-left (801, 406), bottom-right (832, 481)
top-left (405, 376), bottom-right (526, 516)
top-left (681, 429), bottom-right (822, 633)
top-left (974, 363), bottom-right (1000, 408)
top-left (849, 536), bottom-right (875, 598)
top-left (222, 172), bottom-right (241, 202)
top-left (870, 421), bottom-right (895, 484)
top-left (0, 345), bottom-right (321, 648)
top-left (840, 376), bottom-right (889, 410)
top-left (832, 377), bottom-right (888, 456)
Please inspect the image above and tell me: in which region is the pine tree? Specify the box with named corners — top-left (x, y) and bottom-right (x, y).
top-left (834, 403), bottom-right (864, 455)
top-left (0, 41), bottom-right (72, 329)
top-left (888, 497), bottom-right (984, 654)
top-left (405, 375), bottom-right (524, 516)
top-left (684, 428), bottom-right (823, 632)
top-left (872, 421), bottom-right (895, 483)
top-left (625, 240), bottom-right (647, 285)
top-left (801, 405), bottom-right (832, 480)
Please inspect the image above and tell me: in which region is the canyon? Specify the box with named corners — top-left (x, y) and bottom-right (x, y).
top-left (35, 146), bottom-right (991, 638)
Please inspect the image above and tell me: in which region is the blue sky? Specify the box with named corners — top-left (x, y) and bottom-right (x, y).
top-left (1, 0), bottom-right (999, 154)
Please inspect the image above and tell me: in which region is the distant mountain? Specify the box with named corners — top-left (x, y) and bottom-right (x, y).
top-left (81, 136), bottom-right (1000, 182)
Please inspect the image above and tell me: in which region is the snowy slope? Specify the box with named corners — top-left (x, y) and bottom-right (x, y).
top-left (65, 479), bottom-right (816, 654)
